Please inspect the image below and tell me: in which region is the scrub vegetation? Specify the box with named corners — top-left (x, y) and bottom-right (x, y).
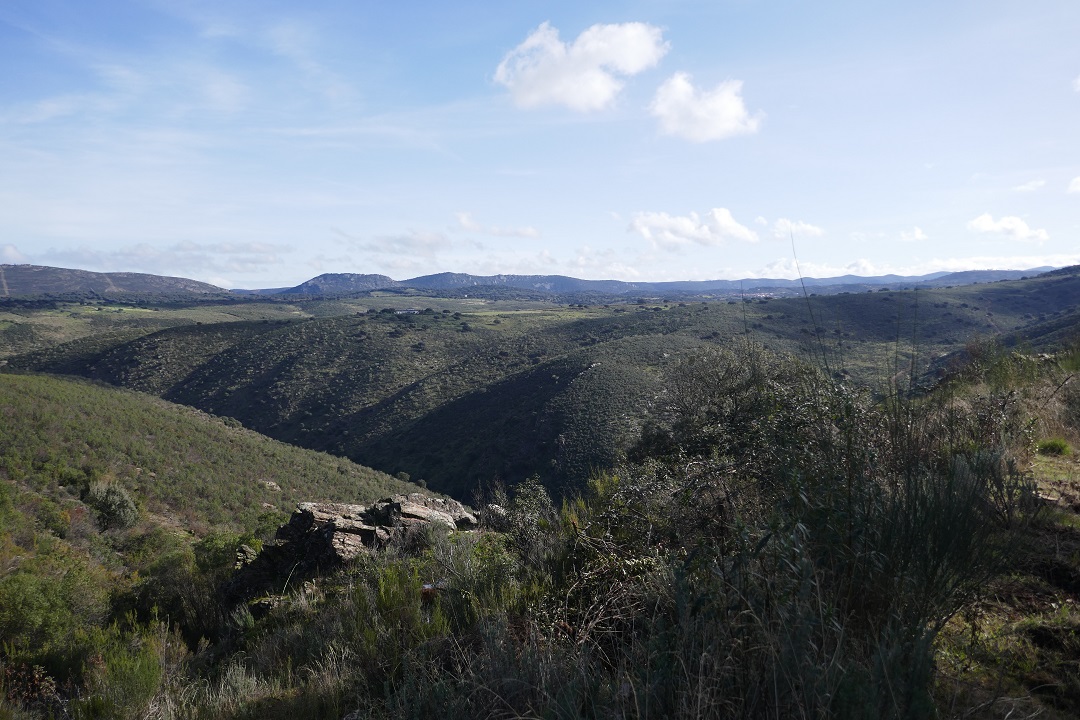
top-left (2, 267), bottom-right (1080, 718)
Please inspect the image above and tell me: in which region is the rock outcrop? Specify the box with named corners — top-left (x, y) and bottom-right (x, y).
top-left (228, 493), bottom-right (477, 604)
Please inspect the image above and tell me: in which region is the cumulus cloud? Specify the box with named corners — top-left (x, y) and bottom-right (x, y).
top-left (454, 212), bottom-right (540, 238)
top-left (899, 227), bottom-right (928, 243)
top-left (1013, 179), bottom-right (1045, 192)
top-left (495, 21), bottom-right (668, 112)
top-left (966, 214), bottom-right (1048, 243)
top-left (649, 73), bottom-right (762, 142)
top-left (1069, 177), bottom-right (1080, 193)
top-left (772, 218), bottom-right (825, 239)
top-left (629, 208), bottom-right (758, 249)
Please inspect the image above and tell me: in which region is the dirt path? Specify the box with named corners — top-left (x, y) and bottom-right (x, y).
top-left (0, 266), bottom-right (9, 297)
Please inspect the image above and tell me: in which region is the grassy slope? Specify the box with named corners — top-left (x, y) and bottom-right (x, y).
top-left (0, 373), bottom-right (421, 530)
top-left (929, 351), bottom-right (1080, 718)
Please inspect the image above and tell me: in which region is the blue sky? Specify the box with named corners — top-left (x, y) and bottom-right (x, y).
top-left (1, 0), bottom-right (1078, 288)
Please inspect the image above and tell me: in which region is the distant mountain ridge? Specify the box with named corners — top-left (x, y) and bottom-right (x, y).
top-left (273, 268), bottom-right (1054, 297)
top-left (0, 264), bottom-right (226, 296)
top-left (0, 263), bottom-right (1057, 299)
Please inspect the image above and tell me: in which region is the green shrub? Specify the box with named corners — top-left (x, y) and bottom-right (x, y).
top-left (84, 482), bottom-right (138, 531)
top-left (0, 572), bottom-right (72, 652)
top-left (1036, 437), bottom-right (1071, 456)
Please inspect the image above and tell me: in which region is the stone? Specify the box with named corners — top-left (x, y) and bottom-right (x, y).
top-left (228, 492), bottom-right (479, 604)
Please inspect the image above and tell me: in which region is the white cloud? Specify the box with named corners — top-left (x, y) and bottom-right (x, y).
top-left (899, 227), bottom-right (928, 243)
top-left (1074, 74), bottom-right (1080, 92)
top-left (1013, 179), bottom-right (1045, 192)
top-left (753, 254), bottom-right (1072, 281)
top-left (966, 213), bottom-right (1049, 243)
top-left (1069, 177), bottom-right (1080, 193)
top-left (649, 73), bottom-right (762, 142)
top-left (772, 218), bottom-right (825, 238)
top-left (571, 253), bottom-right (642, 280)
top-left (1, 244), bottom-right (27, 263)
top-left (495, 21), bottom-right (668, 112)
top-left (758, 257), bottom-right (881, 280)
top-left (765, 254), bottom-right (1075, 280)
top-left (454, 212), bottom-right (540, 238)
top-left (629, 208), bottom-right (758, 249)
top-left (35, 240), bottom-right (289, 283)
top-left (359, 231), bottom-right (452, 257)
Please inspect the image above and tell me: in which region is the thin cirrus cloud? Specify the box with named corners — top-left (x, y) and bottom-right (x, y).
top-left (494, 21), bottom-right (669, 112)
top-left (966, 214), bottom-right (1048, 243)
top-left (1013, 179), bottom-right (1045, 192)
top-left (629, 208), bottom-right (758, 250)
top-left (454, 212), bottom-right (540, 238)
top-left (265, 21), bottom-right (353, 102)
top-left (1068, 177), bottom-right (1080, 193)
top-left (649, 73), bottom-right (762, 142)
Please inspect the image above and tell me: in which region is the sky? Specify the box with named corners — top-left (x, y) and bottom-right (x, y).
top-left (1, 0), bottom-right (1078, 289)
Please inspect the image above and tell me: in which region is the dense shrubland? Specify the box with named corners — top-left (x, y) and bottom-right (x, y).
top-left (6, 337), bottom-right (1067, 719)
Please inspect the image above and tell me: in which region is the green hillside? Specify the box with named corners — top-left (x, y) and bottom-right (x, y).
top-left (0, 373), bottom-right (420, 529)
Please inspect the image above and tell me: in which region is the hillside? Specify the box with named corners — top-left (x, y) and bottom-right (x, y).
top-left (11, 269), bottom-right (1080, 499)
top-left (281, 273), bottom-right (401, 295)
top-left (0, 373), bottom-right (421, 529)
top-left (6, 337), bottom-right (1079, 719)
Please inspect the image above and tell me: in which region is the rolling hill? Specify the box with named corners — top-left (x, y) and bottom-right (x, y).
top-left (10, 267), bottom-right (1079, 499)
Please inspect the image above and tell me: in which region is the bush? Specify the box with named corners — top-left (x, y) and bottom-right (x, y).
top-left (84, 482), bottom-right (138, 531)
top-left (1036, 437), bottom-right (1071, 456)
